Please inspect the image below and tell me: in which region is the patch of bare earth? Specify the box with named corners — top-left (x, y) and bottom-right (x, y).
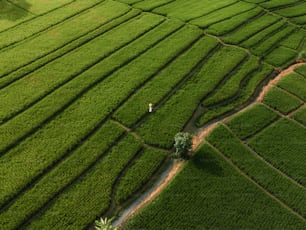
top-left (257, 63), bottom-right (306, 102)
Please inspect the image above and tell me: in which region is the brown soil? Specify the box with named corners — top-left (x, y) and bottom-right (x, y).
top-left (256, 63), bottom-right (306, 102)
top-left (119, 62), bottom-right (306, 227)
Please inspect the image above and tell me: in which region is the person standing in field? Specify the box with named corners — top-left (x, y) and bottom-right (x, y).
top-left (149, 103), bottom-right (153, 113)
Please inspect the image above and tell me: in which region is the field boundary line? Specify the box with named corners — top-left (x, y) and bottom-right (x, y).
top-left (275, 85), bottom-right (305, 103)
top-left (256, 62), bottom-right (306, 102)
top-left (0, 0), bottom-right (77, 34)
top-left (5, 0), bottom-right (35, 15)
top-left (0, 0), bottom-right (110, 53)
top-left (205, 141), bottom-right (306, 222)
top-left (0, 9), bottom-right (137, 89)
top-left (0, 7), bottom-right (136, 81)
top-left (16, 131), bottom-right (129, 228)
top-left (263, 102), bottom-right (306, 129)
top-left (185, 54), bottom-right (250, 130)
top-left (0, 11), bottom-right (158, 128)
top-left (0, 22), bottom-right (188, 213)
top-left (223, 123), bottom-right (306, 191)
top-left (186, 1), bottom-right (239, 23)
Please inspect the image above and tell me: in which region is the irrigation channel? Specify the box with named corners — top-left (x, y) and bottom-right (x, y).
top-left (113, 62), bottom-right (306, 228)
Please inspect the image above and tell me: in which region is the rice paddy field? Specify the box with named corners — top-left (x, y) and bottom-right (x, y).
top-left (0, 0), bottom-right (305, 229)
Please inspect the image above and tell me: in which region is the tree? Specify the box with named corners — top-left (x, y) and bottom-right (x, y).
top-left (174, 132), bottom-right (193, 159)
top-left (95, 217), bottom-right (119, 230)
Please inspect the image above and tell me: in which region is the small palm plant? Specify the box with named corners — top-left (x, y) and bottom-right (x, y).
top-left (95, 217), bottom-right (119, 230)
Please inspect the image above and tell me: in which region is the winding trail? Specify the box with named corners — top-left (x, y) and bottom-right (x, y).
top-left (116, 62), bottom-right (306, 228)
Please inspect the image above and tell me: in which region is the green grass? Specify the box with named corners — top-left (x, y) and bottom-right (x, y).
top-left (0, 0), bottom-right (105, 50)
top-left (113, 35), bottom-right (219, 127)
top-left (263, 87), bottom-right (303, 114)
top-left (197, 62), bottom-right (274, 126)
top-left (9, 0), bottom-right (73, 14)
top-left (226, 104), bottom-right (279, 139)
top-left (137, 46), bottom-right (247, 148)
top-left (206, 124), bottom-right (306, 217)
top-left (0, 12), bottom-right (164, 123)
top-left (277, 72), bottom-right (306, 101)
top-left (280, 29), bottom-right (306, 50)
top-left (0, 0), bottom-right (34, 31)
top-left (190, 1), bottom-right (255, 28)
top-left (249, 118), bottom-right (306, 186)
top-left (0, 22), bottom-right (201, 208)
top-left (260, 0), bottom-right (302, 9)
top-left (125, 143), bottom-right (306, 229)
top-left (265, 46), bottom-right (297, 67)
top-left (0, 1), bottom-right (131, 77)
top-left (0, 17), bottom-right (182, 154)
top-left (133, 0), bottom-right (174, 11)
top-left (222, 13), bottom-right (281, 44)
top-left (292, 106), bottom-right (306, 125)
top-left (0, 121), bottom-right (125, 229)
top-left (295, 64), bottom-right (306, 77)
top-left (206, 7), bottom-right (263, 36)
top-left (154, 0), bottom-right (238, 21)
top-left (251, 24), bottom-right (296, 56)
top-left (26, 134), bottom-right (142, 230)
top-left (115, 148), bottom-right (166, 204)
top-left (274, 2), bottom-right (306, 18)
top-left (202, 55), bottom-right (260, 107)
top-left (1, 0), bottom-right (305, 228)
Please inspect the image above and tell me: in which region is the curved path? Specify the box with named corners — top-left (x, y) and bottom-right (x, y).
top-left (116, 62), bottom-right (306, 228)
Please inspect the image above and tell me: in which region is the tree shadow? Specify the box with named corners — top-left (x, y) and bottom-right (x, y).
top-left (190, 149), bottom-right (224, 176)
top-left (0, 0), bottom-right (32, 21)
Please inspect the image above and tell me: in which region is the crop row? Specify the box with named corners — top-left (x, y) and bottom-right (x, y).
top-left (0, 0), bottom-right (131, 78)
top-left (206, 124), bottom-right (306, 217)
top-left (0, 0), bottom-right (106, 50)
top-left (0, 23), bottom-right (202, 208)
top-left (225, 104), bottom-right (279, 140)
top-left (25, 134), bottom-right (143, 229)
top-left (190, 1), bottom-right (256, 28)
top-left (136, 45), bottom-right (248, 148)
top-left (197, 62), bottom-right (274, 126)
top-left (277, 72), bottom-right (306, 101)
top-left (296, 64), bottom-right (306, 76)
top-left (8, 0), bottom-right (74, 15)
top-left (0, 12), bottom-right (163, 123)
top-left (248, 118), bottom-right (306, 187)
top-left (153, 0), bottom-right (238, 22)
top-left (0, 18), bottom-right (183, 155)
top-left (205, 7), bottom-right (263, 36)
top-left (260, 0), bottom-right (303, 10)
top-left (263, 87), bottom-right (303, 115)
top-left (115, 148), bottom-right (167, 204)
top-left (125, 143), bottom-right (306, 229)
top-left (292, 106), bottom-right (306, 125)
top-left (274, 2), bottom-right (306, 18)
top-left (133, 0), bottom-right (175, 11)
top-left (0, 0), bottom-right (74, 32)
top-left (113, 35), bottom-right (219, 127)
top-left (0, 121), bottom-right (125, 229)
top-left (222, 13), bottom-right (282, 44)
top-left (0, 9), bottom-right (141, 91)
top-left (202, 55), bottom-right (260, 108)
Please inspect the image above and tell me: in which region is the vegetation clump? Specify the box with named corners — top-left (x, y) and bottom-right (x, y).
top-left (173, 132), bottom-right (193, 159)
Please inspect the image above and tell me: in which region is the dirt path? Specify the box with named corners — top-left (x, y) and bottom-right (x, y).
top-left (118, 62), bottom-right (306, 228)
top-left (256, 63), bottom-right (305, 102)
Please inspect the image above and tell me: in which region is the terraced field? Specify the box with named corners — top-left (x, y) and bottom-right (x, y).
top-left (0, 0), bottom-right (305, 229)
top-left (126, 66), bottom-right (306, 229)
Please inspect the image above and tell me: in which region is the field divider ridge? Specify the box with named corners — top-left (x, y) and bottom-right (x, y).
top-left (205, 140), bottom-right (306, 222)
top-left (0, 0), bottom-right (110, 52)
top-left (223, 123), bottom-right (306, 190)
